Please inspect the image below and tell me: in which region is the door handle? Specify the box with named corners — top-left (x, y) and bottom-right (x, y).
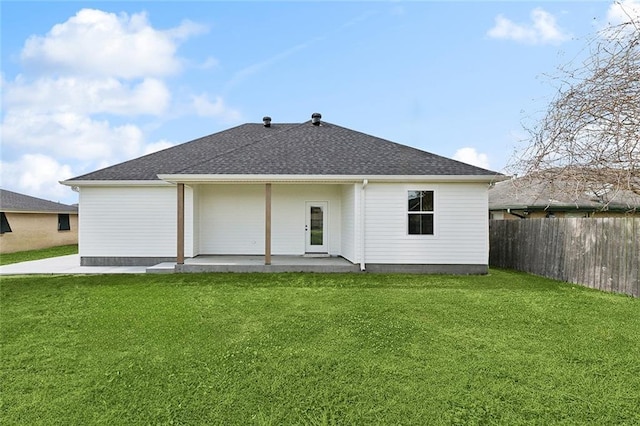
top-left (305, 225), bottom-right (308, 231)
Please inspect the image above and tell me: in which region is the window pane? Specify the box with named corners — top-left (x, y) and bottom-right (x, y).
top-left (421, 213), bottom-right (434, 234)
top-left (421, 191), bottom-right (434, 211)
top-left (310, 206), bottom-right (323, 245)
top-left (58, 214), bottom-right (70, 231)
top-left (408, 214), bottom-right (421, 234)
top-left (408, 191), bottom-right (421, 211)
top-left (1, 212), bottom-right (11, 234)
top-left (408, 213), bottom-right (434, 235)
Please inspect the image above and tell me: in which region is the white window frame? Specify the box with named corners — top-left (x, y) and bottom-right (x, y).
top-left (407, 190), bottom-right (435, 236)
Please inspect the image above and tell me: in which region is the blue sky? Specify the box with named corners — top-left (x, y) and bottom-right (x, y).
top-left (2, 1), bottom-right (638, 204)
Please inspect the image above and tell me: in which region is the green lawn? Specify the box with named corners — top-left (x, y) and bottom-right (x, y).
top-left (0, 244), bottom-right (78, 266)
top-left (1, 271), bottom-right (639, 425)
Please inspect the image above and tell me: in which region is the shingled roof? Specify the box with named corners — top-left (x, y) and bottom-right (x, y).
top-left (67, 119), bottom-right (501, 181)
top-left (489, 178), bottom-right (640, 212)
top-left (0, 189), bottom-right (78, 213)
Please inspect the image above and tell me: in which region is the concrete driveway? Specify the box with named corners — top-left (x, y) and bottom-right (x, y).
top-left (0, 255), bottom-right (147, 275)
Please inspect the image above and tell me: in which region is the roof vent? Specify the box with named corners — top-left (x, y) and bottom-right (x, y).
top-left (311, 113), bottom-right (322, 126)
top-left (263, 116), bottom-right (272, 127)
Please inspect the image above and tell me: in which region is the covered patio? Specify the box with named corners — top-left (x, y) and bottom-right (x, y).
top-left (147, 255), bottom-right (360, 274)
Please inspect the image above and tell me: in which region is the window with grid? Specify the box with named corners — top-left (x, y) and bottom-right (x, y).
top-left (408, 191), bottom-right (434, 235)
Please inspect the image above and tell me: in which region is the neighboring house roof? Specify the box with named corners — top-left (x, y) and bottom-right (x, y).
top-left (489, 177), bottom-right (640, 212)
top-left (0, 189), bottom-right (78, 214)
top-left (66, 119), bottom-right (502, 182)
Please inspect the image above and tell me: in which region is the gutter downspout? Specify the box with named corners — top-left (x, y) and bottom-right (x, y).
top-left (360, 179), bottom-right (368, 271)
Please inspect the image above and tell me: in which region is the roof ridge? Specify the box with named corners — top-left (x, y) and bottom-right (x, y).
top-left (171, 121), bottom-right (309, 175)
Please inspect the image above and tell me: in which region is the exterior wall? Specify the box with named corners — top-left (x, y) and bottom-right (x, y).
top-left (0, 212), bottom-right (78, 254)
top-left (491, 209), bottom-right (640, 220)
top-left (272, 185), bottom-right (342, 255)
top-left (79, 186), bottom-right (194, 262)
top-left (76, 181), bottom-right (492, 270)
top-left (592, 210), bottom-right (640, 218)
top-left (198, 185), bottom-right (264, 255)
top-left (191, 185), bottom-right (201, 257)
top-left (340, 184), bottom-right (357, 263)
top-left (197, 184), bottom-right (343, 256)
top-left (364, 182), bottom-right (489, 265)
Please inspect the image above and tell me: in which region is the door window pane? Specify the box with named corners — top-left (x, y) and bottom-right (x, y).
top-left (310, 206), bottom-right (323, 245)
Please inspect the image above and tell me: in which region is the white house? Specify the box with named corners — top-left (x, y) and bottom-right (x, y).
top-left (62, 114), bottom-right (503, 273)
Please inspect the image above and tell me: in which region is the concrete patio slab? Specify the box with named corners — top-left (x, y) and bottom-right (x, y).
top-left (0, 255), bottom-right (147, 275)
top-left (171, 255), bottom-right (361, 273)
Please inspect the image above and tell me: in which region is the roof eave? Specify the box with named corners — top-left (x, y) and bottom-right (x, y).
top-left (59, 179), bottom-right (171, 187)
top-left (2, 209), bottom-right (78, 214)
top-left (156, 174), bottom-right (507, 184)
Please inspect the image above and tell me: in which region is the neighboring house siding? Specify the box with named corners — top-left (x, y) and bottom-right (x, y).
top-left (0, 212), bottom-right (78, 253)
top-left (197, 184), bottom-right (343, 256)
top-left (493, 210), bottom-right (639, 220)
top-left (79, 186), bottom-right (194, 258)
top-left (364, 183), bottom-right (489, 265)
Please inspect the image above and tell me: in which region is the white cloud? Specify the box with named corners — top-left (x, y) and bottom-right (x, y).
top-left (602, 0), bottom-right (640, 39)
top-left (4, 76), bottom-right (171, 116)
top-left (20, 8), bottom-right (206, 79)
top-left (1, 8), bottom-right (238, 204)
top-left (453, 147), bottom-right (490, 169)
top-left (1, 111), bottom-right (145, 162)
top-left (606, 0), bottom-right (640, 25)
top-left (1, 154), bottom-right (75, 201)
top-left (487, 8), bottom-right (571, 45)
top-left (192, 94), bottom-right (242, 122)
top-left (143, 139), bottom-right (175, 155)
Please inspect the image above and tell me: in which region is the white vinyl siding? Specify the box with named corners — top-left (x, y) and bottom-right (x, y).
top-left (79, 185), bottom-right (194, 258)
top-left (191, 185), bottom-right (201, 256)
top-left (275, 185), bottom-right (342, 255)
top-left (198, 185), bottom-right (264, 255)
top-left (340, 184), bottom-right (358, 263)
top-left (364, 183), bottom-right (488, 265)
top-left (77, 181), bottom-right (489, 266)
top-left (197, 184), bottom-right (342, 256)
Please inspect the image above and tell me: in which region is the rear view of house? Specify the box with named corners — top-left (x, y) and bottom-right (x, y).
top-left (0, 189), bottom-right (78, 254)
top-left (62, 114), bottom-right (503, 273)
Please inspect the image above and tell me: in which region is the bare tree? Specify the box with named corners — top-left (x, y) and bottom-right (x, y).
top-left (511, 5), bottom-right (640, 204)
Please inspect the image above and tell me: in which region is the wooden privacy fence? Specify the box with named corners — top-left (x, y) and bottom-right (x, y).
top-left (489, 218), bottom-right (639, 297)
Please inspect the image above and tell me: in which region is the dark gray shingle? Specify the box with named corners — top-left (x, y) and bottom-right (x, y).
top-left (68, 120), bottom-right (501, 181)
top-left (489, 178), bottom-right (640, 211)
top-left (0, 189), bottom-right (78, 213)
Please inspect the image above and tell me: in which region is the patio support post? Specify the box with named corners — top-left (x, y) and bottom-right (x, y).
top-left (177, 183), bottom-right (185, 265)
top-left (265, 183), bottom-right (272, 265)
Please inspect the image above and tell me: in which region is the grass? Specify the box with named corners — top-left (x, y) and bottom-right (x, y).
top-left (0, 244), bottom-right (78, 266)
top-left (1, 270), bottom-right (639, 425)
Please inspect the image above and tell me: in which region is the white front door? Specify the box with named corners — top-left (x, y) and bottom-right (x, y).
top-left (305, 201), bottom-right (328, 253)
